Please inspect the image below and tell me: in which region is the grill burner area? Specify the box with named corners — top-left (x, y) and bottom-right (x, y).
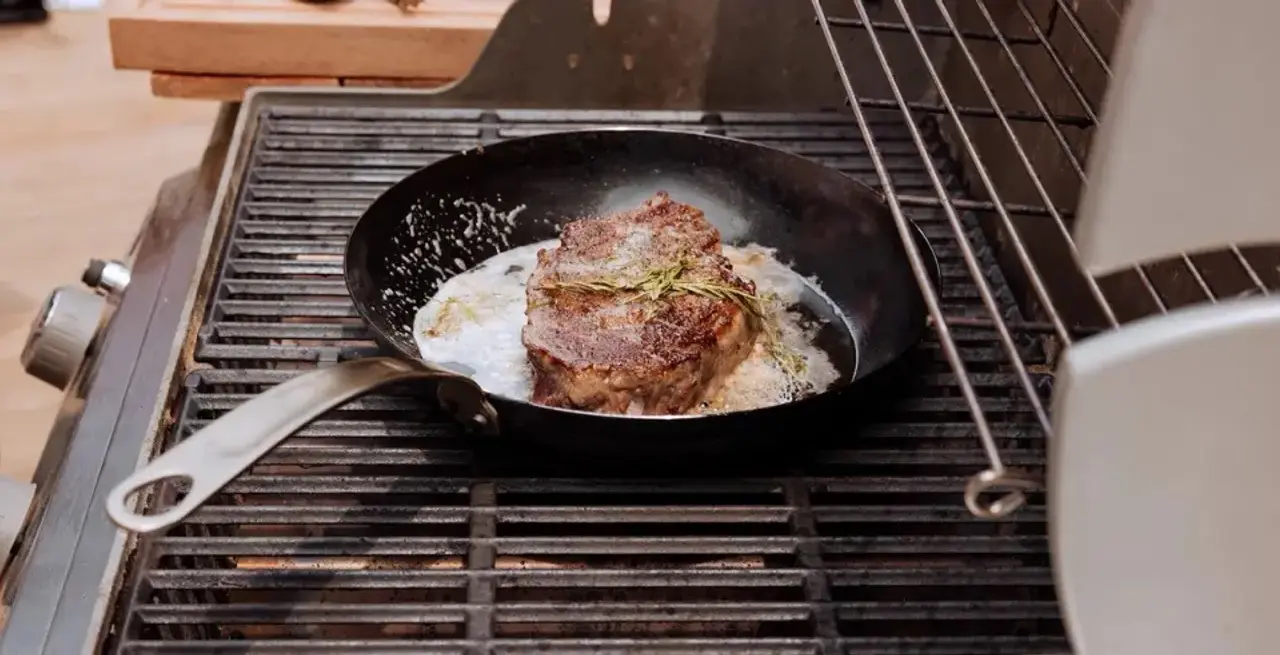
top-left (110, 107), bottom-right (1061, 654)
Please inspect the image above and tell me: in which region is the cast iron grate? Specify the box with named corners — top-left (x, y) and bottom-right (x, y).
top-left (109, 106), bottom-right (1062, 654)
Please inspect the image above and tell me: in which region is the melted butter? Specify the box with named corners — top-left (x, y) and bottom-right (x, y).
top-left (413, 241), bottom-right (842, 413)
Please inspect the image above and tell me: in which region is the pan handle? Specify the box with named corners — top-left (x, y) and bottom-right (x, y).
top-left (105, 357), bottom-right (498, 535)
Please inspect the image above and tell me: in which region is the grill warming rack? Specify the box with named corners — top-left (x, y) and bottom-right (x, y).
top-left (814, 0), bottom-right (1276, 517)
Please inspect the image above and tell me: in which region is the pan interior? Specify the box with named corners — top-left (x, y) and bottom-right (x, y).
top-left (345, 129), bottom-right (932, 407)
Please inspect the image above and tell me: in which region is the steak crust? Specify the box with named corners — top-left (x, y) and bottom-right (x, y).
top-left (522, 192), bottom-right (760, 415)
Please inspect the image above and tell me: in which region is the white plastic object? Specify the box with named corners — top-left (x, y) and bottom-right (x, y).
top-left (1051, 295), bottom-right (1280, 655)
top-left (1074, 0), bottom-right (1280, 275)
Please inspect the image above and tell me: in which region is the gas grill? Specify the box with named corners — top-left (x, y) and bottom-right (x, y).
top-left (115, 106), bottom-right (1060, 654)
top-left (5, 1), bottom-right (1277, 654)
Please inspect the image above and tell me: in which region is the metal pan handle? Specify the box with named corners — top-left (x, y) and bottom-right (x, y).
top-left (105, 357), bottom-right (498, 535)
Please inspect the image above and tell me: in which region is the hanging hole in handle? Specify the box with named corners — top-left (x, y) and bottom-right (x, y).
top-left (129, 474), bottom-right (193, 516)
top-left (107, 470), bottom-right (215, 537)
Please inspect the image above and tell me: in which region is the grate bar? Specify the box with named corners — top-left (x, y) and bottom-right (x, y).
top-left (256, 445), bottom-right (472, 466)
top-left (824, 16), bottom-right (1042, 45)
top-left (147, 568), bottom-right (808, 589)
top-left (179, 504), bottom-right (1044, 526)
top-left (180, 420), bottom-right (457, 438)
top-left (136, 599), bottom-right (1061, 625)
top-left (119, 637), bottom-right (1072, 655)
top-left (466, 482), bottom-right (498, 647)
top-left (245, 446), bottom-right (1048, 468)
top-left (151, 534), bottom-right (1047, 557)
top-left (214, 476), bottom-right (1018, 495)
top-left (895, 194), bottom-right (1071, 217)
top-left (856, 95), bottom-right (1093, 126)
top-left (146, 567), bottom-right (1051, 590)
top-left (118, 639), bottom-right (811, 655)
top-left (243, 202), bottom-right (369, 218)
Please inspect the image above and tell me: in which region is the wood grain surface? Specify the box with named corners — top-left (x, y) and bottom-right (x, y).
top-left (0, 11), bottom-right (217, 482)
top-left (111, 0), bottom-right (531, 79)
top-left (149, 71), bottom-right (453, 99)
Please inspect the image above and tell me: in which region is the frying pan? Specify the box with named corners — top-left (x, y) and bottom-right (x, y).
top-left (105, 129), bottom-right (939, 534)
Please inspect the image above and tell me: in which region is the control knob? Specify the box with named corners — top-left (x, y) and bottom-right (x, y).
top-left (21, 286), bottom-right (107, 391)
top-left (81, 258), bottom-right (131, 298)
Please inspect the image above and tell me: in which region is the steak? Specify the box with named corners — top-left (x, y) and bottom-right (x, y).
top-left (522, 192), bottom-right (761, 415)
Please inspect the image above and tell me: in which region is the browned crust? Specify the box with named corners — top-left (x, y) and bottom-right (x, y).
top-left (522, 192), bottom-right (760, 413)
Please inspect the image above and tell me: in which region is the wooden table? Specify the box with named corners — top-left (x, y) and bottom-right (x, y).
top-left (107, 0), bottom-right (613, 100)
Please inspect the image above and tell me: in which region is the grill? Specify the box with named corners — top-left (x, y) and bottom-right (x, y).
top-left (109, 105), bottom-right (1061, 654)
top-left (94, 1), bottom-right (1279, 654)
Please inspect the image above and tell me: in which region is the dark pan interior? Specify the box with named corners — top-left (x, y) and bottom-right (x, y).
top-left (347, 129), bottom-right (936, 398)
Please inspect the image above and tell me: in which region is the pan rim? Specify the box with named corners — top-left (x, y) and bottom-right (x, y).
top-left (343, 127), bottom-right (940, 422)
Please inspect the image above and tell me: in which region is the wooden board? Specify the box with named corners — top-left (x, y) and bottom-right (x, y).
top-left (150, 71), bottom-right (453, 100)
top-left (150, 72), bottom-right (339, 100)
top-left (109, 0), bottom-right (520, 80)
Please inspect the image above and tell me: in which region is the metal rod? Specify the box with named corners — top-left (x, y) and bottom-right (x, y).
top-left (1052, 0), bottom-right (1112, 69)
top-left (889, 0), bottom-right (1081, 346)
top-left (999, 1), bottom-right (1222, 304)
top-left (824, 16), bottom-right (1041, 44)
top-left (869, 5), bottom-right (1060, 428)
top-left (1016, 0), bottom-right (1267, 297)
top-left (918, 0), bottom-right (1124, 326)
top-left (852, 94), bottom-right (1094, 126)
top-left (1012, 0), bottom-right (1099, 123)
top-left (1234, 249), bottom-right (1270, 293)
top-left (895, 194), bottom-right (1072, 218)
top-left (812, 0), bottom-right (1039, 519)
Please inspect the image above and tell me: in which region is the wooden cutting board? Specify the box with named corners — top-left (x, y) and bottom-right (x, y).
top-left (107, 0), bottom-right (611, 98)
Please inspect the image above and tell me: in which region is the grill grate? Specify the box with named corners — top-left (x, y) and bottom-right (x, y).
top-left (110, 107), bottom-right (1062, 654)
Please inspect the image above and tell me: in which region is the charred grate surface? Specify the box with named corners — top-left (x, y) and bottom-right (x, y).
top-left (111, 107), bottom-right (1062, 654)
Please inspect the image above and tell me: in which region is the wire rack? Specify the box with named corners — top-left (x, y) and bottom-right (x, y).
top-left (812, 0), bottom-right (1276, 517)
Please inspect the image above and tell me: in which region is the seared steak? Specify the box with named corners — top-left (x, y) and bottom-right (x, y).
top-left (522, 192), bottom-right (760, 415)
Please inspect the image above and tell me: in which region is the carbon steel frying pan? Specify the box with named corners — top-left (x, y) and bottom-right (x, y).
top-left (106, 129), bottom-right (939, 534)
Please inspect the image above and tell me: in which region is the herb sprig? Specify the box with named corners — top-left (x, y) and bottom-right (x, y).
top-left (541, 258), bottom-right (807, 377)
top-left (426, 297), bottom-right (477, 337)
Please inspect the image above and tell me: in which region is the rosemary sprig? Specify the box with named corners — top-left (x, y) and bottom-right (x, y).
top-left (541, 258), bottom-right (807, 377)
top-left (544, 259), bottom-right (765, 315)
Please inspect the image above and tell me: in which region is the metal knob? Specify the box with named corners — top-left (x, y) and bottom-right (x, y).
top-left (21, 286), bottom-right (107, 390)
top-left (81, 259), bottom-right (131, 298)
